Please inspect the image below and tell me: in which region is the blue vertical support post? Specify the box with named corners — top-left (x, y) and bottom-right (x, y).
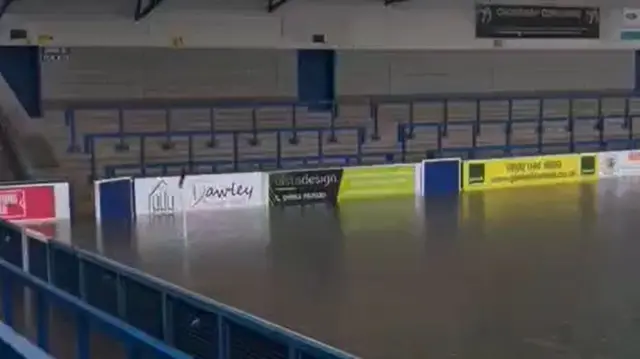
top-left (163, 109), bottom-right (173, 149)
top-left (408, 101), bottom-right (415, 139)
top-left (276, 131), bottom-right (282, 168)
top-left (36, 292), bottom-right (49, 351)
top-left (66, 109), bottom-right (79, 152)
top-left (370, 102), bottom-right (380, 140)
top-left (117, 109), bottom-right (128, 151)
top-left (208, 107), bottom-right (216, 147)
top-left (139, 136), bottom-right (146, 176)
top-left (596, 97), bottom-right (604, 149)
top-left (2, 276), bottom-right (13, 326)
top-left (329, 103), bottom-right (337, 142)
top-left (357, 128), bottom-right (364, 164)
top-left (317, 131), bottom-right (323, 161)
top-left (217, 315), bottom-right (228, 359)
top-left (290, 104), bottom-right (298, 144)
top-left (187, 135), bottom-right (194, 172)
top-left (250, 108), bottom-right (258, 145)
top-left (635, 50), bottom-right (640, 92)
top-left (232, 132), bottom-right (239, 172)
top-left (442, 99), bottom-right (449, 137)
top-left (505, 99), bottom-right (513, 155)
top-left (537, 99), bottom-right (544, 154)
top-left (398, 123), bottom-right (407, 162)
top-left (568, 99), bottom-right (575, 152)
top-left (625, 98), bottom-right (633, 147)
top-left (88, 136), bottom-right (97, 181)
top-left (475, 99), bottom-right (481, 136)
top-left (76, 315), bottom-right (90, 359)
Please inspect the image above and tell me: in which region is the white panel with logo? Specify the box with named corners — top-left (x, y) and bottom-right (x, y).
top-left (133, 172), bottom-right (267, 216)
top-left (598, 150), bottom-right (640, 178)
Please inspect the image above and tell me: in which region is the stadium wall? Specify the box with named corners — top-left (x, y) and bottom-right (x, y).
top-left (39, 48), bottom-right (634, 101)
top-left (0, 0), bottom-right (637, 50)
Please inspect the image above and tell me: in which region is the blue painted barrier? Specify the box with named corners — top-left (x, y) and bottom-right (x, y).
top-left (0, 219), bottom-right (359, 359)
top-left (0, 220), bottom-right (193, 359)
top-left (0, 320), bottom-right (53, 359)
top-left (67, 91), bottom-right (640, 178)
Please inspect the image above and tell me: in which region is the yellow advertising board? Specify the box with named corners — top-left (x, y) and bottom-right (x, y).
top-left (337, 164), bottom-right (415, 201)
top-left (462, 154), bottom-right (598, 191)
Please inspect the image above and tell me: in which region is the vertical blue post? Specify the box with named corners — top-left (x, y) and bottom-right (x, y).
top-left (635, 50), bottom-right (640, 91)
top-left (297, 49), bottom-right (335, 111)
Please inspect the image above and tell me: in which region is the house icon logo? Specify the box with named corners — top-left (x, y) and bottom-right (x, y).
top-left (148, 179), bottom-right (176, 215)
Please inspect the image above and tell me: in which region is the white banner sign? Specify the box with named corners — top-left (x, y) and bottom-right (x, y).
top-left (598, 150), bottom-right (640, 178)
top-left (134, 172), bottom-right (266, 216)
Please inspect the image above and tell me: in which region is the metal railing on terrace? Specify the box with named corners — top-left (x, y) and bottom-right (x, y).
top-left (0, 218), bottom-right (358, 359)
top-left (48, 91), bottom-right (640, 178)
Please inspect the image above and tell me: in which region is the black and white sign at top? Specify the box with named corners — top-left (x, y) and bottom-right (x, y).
top-left (268, 169), bottom-right (343, 206)
top-left (475, 4), bottom-right (600, 39)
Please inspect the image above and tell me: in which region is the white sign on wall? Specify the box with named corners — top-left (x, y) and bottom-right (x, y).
top-left (598, 150), bottom-right (640, 178)
top-left (134, 172), bottom-right (266, 216)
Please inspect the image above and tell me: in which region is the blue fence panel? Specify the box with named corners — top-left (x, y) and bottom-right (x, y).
top-left (122, 276), bottom-right (165, 340)
top-left (82, 259), bottom-right (119, 317)
top-left (49, 241), bottom-right (80, 297)
top-left (0, 220), bottom-right (193, 359)
top-left (0, 218), bottom-right (358, 359)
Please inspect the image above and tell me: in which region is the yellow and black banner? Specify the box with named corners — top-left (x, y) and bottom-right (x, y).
top-left (462, 154), bottom-right (598, 191)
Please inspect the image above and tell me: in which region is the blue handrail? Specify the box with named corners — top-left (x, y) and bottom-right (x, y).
top-left (0, 320), bottom-right (54, 359)
top-left (57, 91), bottom-right (640, 177)
top-left (0, 218), bottom-right (359, 359)
top-left (0, 221), bottom-right (192, 359)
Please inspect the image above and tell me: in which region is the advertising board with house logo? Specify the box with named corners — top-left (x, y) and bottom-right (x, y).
top-left (133, 173), bottom-right (266, 217)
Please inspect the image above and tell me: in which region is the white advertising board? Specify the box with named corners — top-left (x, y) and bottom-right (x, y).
top-left (598, 150), bottom-right (640, 178)
top-left (133, 172), bottom-right (267, 216)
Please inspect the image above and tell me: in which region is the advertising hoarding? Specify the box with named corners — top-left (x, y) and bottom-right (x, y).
top-left (134, 172), bottom-right (266, 216)
top-left (268, 164), bottom-right (417, 206)
top-left (0, 181), bottom-right (70, 221)
top-left (598, 150), bottom-right (640, 178)
top-left (463, 154), bottom-right (597, 191)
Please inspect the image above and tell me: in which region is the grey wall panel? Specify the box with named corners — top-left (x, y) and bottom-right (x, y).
top-left (41, 48), bottom-right (297, 100)
top-left (336, 50), bottom-right (634, 96)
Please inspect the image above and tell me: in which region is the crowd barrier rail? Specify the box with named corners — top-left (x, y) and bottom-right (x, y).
top-left (0, 221), bottom-right (191, 359)
top-left (0, 217), bottom-right (359, 359)
top-left (69, 90), bottom-right (640, 178)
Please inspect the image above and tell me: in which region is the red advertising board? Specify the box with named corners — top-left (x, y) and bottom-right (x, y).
top-left (0, 185), bottom-right (55, 221)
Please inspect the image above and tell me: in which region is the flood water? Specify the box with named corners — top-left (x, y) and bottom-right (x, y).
top-left (56, 177), bottom-right (640, 358)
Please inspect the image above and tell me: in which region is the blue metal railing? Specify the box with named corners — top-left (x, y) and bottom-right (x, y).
top-left (0, 320), bottom-right (53, 359)
top-left (0, 219), bottom-right (359, 359)
top-left (0, 221), bottom-right (192, 359)
top-left (59, 91), bottom-right (640, 177)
